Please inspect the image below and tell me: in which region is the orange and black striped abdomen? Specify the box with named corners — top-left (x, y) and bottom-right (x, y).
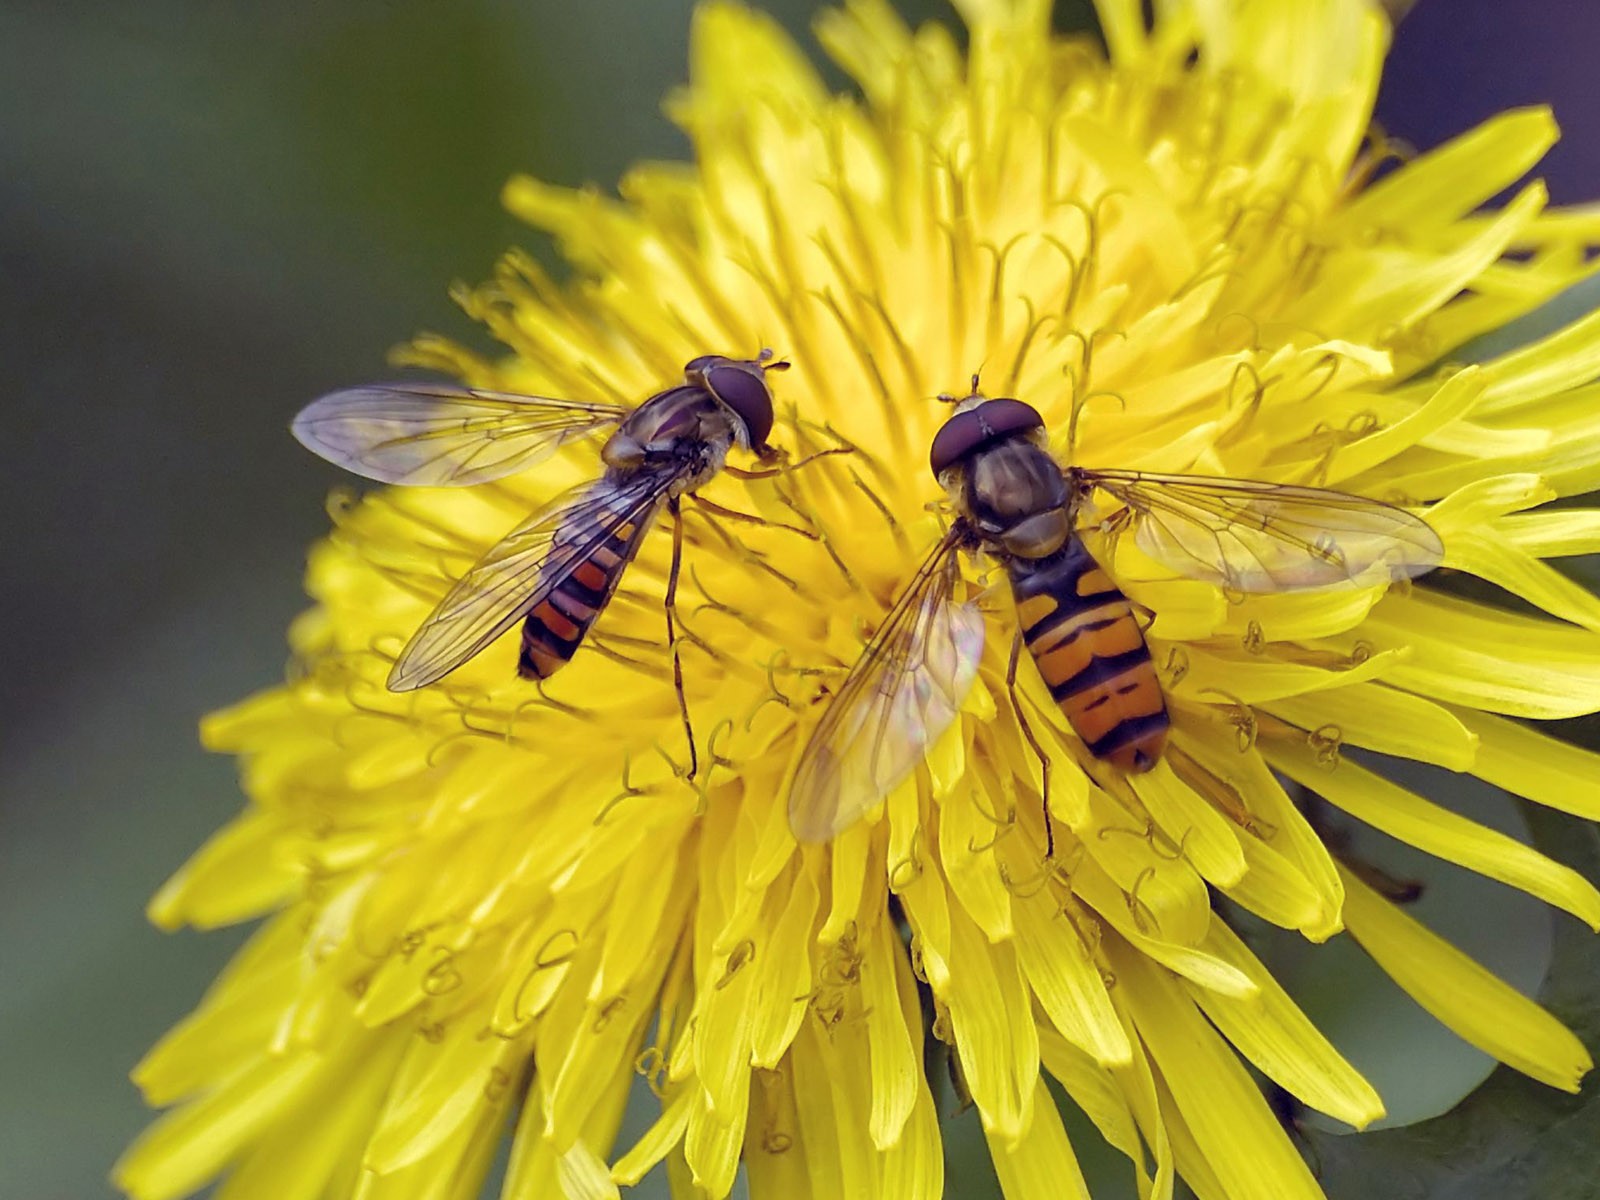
top-left (518, 507), bottom-right (654, 680)
top-left (1010, 537), bottom-right (1168, 771)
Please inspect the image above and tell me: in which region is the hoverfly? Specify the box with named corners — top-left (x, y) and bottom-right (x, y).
top-left (787, 382), bottom-right (1444, 845)
top-left (293, 352), bottom-right (790, 778)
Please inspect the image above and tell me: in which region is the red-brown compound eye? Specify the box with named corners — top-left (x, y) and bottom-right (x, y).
top-left (702, 360), bottom-right (775, 451)
top-left (928, 397), bottom-right (1044, 477)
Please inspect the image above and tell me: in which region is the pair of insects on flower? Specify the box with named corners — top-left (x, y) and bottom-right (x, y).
top-left (295, 352), bottom-right (1443, 846)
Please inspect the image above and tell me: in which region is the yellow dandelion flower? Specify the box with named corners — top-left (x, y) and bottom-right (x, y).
top-left (120, 1), bottom-right (1600, 1198)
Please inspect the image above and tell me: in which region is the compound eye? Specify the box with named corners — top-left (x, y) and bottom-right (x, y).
top-left (928, 410), bottom-right (988, 478)
top-left (980, 398), bottom-right (1044, 439)
top-left (683, 354), bottom-right (719, 376)
top-left (703, 362), bottom-right (775, 450)
top-left (927, 398), bottom-right (1044, 478)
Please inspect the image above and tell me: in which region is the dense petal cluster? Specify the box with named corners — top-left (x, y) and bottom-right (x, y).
top-left (122, 1), bottom-right (1600, 1198)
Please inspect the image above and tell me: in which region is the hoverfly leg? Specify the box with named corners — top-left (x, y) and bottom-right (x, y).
top-left (687, 493), bottom-right (818, 540)
top-left (725, 446), bottom-right (853, 480)
top-left (1128, 600), bottom-right (1157, 633)
top-left (1007, 628), bottom-right (1055, 860)
top-left (664, 498), bottom-right (699, 783)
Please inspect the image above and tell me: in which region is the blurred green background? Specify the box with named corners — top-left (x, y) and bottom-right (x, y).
top-left (4, 1), bottom-right (1600, 1197)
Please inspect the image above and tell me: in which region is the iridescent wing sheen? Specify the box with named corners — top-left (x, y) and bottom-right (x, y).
top-left (292, 382), bottom-right (629, 486)
top-left (788, 527), bottom-right (986, 843)
top-left (1073, 468), bottom-right (1444, 593)
top-left (387, 466), bottom-right (678, 691)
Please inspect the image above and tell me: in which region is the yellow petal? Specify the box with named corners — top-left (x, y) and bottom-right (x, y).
top-left (212, 1036), bottom-right (405, 1200)
top-left (1262, 679), bottom-right (1478, 772)
top-left (946, 902), bottom-right (1040, 1141)
top-left (558, 1141), bottom-right (622, 1200)
top-left (1497, 507), bottom-right (1600, 557)
top-left (749, 866), bottom-right (818, 1068)
top-left (1221, 825), bottom-right (1326, 935)
top-left (1110, 943), bottom-right (1325, 1200)
top-left (1129, 760), bottom-right (1247, 888)
top-left (788, 1016), bottom-right (878, 1199)
top-left (1336, 590), bottom-right (1600, 719)
top-left (1267, 734), bottom-right (1600, 929)
top-left (1038, 1027), bottom-right (1156, 1198)
top-left (1445, 527), bottom-right (1600, 633)
top-left (1092, 0), bottom-right (1149, 63)
top-left (1009, 865), bottom-right (1132, 1065)
top-left (744, 1065), bottom-right (815, 1200)
top-left (1075, 860), bottom-right (1257, 998)
top-left (1187, 922), bottom-right (1385, 1128)
top-left (133, 918), bottom-right (302, 1106)
top-left (1480, 295), bottom-right (1600, 412)
top-left (896, 830), bottom-right (953, 993)
top-left (1288, 183), bottom-right (1546, 336)
top-left (821, 817), bottom-right (874, 941)
top-left (1169, 643), bottom-right (1409, 705)
top-left (1340, 865), bottom-right (1592, 1091)
top-left (862, 907), bottom-right (920, 1149)
top-left (364, 1018), bottom-right (518, 1173)
top-left (938, 770), bottom-right (1017, 941)
top-left (986, 1077), bottom-right (1093, 1200)
top-left (610, 1087), bottom-right (693, 1185)
top-left (878, 1066), bottom-right (944, 1199)
top-left (682, 1086), bottom-right (747, 1200)
top-left (1336, 108), bottom-right (1557, 233)
top-left (1321, 366), bottom-right (1487, 484)
top-left (1153, 1080), bottom-right (1231, 1200)
top-left (1059, 115), bottom-right (1196, 291)
top-left (1171, 728), bottom-right (1344, 940)
top-left (1078, 785), bottom-right (1213, 948)
top-left (1451, 707), bottom-right (1600, 820)
top-left (115, 1053), bottom-right (326, 1200)
top-left (1101, 997), bottom-right (1178, 1200)
top-left (147, 810), bottom-right (302, 931)
top-left (594, 837), bottom-right (686, 998)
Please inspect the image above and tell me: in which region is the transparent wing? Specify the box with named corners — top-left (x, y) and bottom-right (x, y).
top-left (1075, 468), bottom-right (1444, 593)
top-left (292, 382), bottom-right (629, 486)
top-left (788, 528), bottom-right (986, 843)
top-left (387, 467), bottom-right (677, 691)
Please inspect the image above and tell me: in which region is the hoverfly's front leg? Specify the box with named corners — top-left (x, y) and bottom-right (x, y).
top-left (686, 493), bottom-right (818, 540)
top-left (1007, 627), bottom-right (1055, 860)
top-left (724, 445), bottom-right (854, 480)
top-left (664, 498), bottom-right (699, 783)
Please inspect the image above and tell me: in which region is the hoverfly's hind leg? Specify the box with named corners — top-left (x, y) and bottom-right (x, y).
top-left (1007, 627), bottom-right (1055, 860)
top-left (665, 498), bottom-right (699, 783)
top-left (724, 446), bottom-right (854, 480)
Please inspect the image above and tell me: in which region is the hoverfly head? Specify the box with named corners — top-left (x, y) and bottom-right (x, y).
top-left (688, 354), bottom-right (777, 454)
top-left (928, 383), bottom-right (1044, 481)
